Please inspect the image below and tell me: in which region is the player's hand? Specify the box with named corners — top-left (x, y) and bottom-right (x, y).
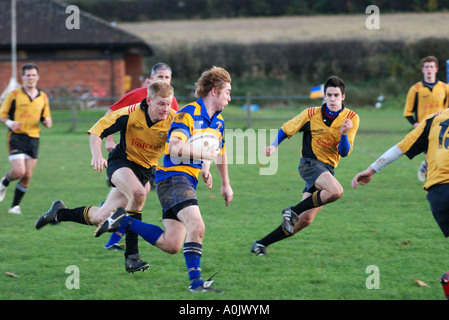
top-left (221, 184), bottom-right (233, 207)
top-left (7, 120), bottom-right (21, 131)
top-left (202, 169), bottom-right (213, 190)
top-left (351, 167), bottom-right (375, 189)
top-left (265, 145), bottom-right (277, 156)
top-left (340, 119), bottom-right (353, 135)
top-left (91, 156), bottom-right (108, 172)
top-left (42, 118), bottom-right (53, 128)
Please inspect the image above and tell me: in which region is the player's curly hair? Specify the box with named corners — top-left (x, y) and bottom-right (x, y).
top-left (195, 66), bottom-right (231, 98)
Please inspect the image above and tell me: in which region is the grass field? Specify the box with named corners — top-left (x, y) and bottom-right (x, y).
top-left (0, 105), bottom-right (447, 302)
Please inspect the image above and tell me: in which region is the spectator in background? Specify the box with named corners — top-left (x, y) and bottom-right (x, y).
top-left (140, 75), bottom-right (152, 88)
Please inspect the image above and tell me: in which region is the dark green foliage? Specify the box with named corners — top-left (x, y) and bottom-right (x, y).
top-left (67, 0), bottom-right (449, 22)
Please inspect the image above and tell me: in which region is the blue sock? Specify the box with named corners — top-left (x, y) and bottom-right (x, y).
top-left (184, 242), bottom-right (203, 287)
top-left (120, 216), bottom-right (164, 245)
top-left (104, 227), bottom-right (125, 248)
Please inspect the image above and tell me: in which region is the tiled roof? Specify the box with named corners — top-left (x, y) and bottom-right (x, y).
top-left (0, 0), bottom-right (152, 53)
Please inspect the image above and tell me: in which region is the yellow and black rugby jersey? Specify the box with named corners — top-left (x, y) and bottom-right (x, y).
top-left (156, 97), bottom-right (226, 188)
top-left (403, 81), bottom-right (449, 123)
top-left (0, 87), bottom-right (51, 138)
top-left (88, 102), bottom-right (175, 169)
top-left (397, 109), bottom-right (449, 190)
top-left (281, 106), bottom-right (359, 168)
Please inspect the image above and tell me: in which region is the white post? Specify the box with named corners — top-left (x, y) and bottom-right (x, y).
top-left (11, 0), bottom-right (17, 82)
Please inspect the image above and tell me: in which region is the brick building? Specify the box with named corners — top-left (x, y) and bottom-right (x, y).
top-left (0, 0), bottom-right (152, 102)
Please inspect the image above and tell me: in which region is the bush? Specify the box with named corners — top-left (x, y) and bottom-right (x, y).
top-left (150, 37), bottom-right (449, 92)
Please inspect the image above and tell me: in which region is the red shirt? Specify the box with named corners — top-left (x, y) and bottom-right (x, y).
top-left (109, 87), bottom-right (179, 112)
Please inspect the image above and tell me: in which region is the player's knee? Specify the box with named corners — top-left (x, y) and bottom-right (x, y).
top-left (131, 189), bottom-right (146, 206)
top-left (165, 241), bottom-right (183, 254)
top-left (335, 186), bottom-right (344, 200)
top-left (11, 168), bottom-right (25, 180)
top-left (327, 185), bottom-right (344, 203)
top-left (21, 172), bottom-right (33, 184)
top-left (189, 223), bottom-right (205, 240)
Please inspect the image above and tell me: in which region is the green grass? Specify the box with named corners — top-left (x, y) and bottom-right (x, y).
top-left (0, 105), bottom-right (447, 301)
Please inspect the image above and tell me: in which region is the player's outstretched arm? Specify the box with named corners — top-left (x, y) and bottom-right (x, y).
top-left (352, 145), bottom-right (404, 189)
top-left (351, 167), bottom-right (376, 189)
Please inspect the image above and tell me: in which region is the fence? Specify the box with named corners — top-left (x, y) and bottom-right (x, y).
top-left (51, 93), bottom-right (312, 131)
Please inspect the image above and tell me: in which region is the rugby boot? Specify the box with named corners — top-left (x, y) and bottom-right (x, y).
top-left (250, 241), bottom-right (267, 256)
top-left (35, 200), bottom-right (66, 229)
top-left (0, 177), bottom-right (7, 202)
top-left (281, 206), bottom-right (299, 236)
top-left (125, 253), bottom-right (149, 273)
top-left (94, 207), bottom-right (128, 237)
top-left (189, 273), bottom-right (222, 293)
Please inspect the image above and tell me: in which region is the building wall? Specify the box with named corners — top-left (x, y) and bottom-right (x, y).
top-left (0, 58), bottom-right (129, 99)
top-left (124, 53), bottom-right (143, 90)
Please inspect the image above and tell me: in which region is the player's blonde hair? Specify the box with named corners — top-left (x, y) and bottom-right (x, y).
top-left (147, 80), bottom-right (174, 99)
top-left (195, 66), bottom-right (231, 98)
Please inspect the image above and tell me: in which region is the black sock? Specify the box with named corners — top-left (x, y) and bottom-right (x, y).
top-left (258, 225), bottom-right (290, 247)
top-left (2, 172), bottom-right (10, 187)
top-left (56, 206), bottom-right (92, 225)
top-left (12, 184), bottom-right (27, 207)
top-left (291, 190), bottom-right (323, 214)
top-left (125, 211), bottom-right (142, 259)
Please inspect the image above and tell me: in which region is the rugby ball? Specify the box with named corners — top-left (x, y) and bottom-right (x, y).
top-left (188, 132), bottom-right (220, 153)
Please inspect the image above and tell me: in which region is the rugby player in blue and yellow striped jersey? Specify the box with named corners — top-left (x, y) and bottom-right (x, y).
top-left (251, 76), bottom-right (360, 255)
top-left (95, 67), bottom-right (233, 292)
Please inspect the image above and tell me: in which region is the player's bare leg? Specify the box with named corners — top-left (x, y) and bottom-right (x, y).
top-left (154, 219), bottom-right (186, 254)
top-left (283, 172), bottom-right (343, 234)
top-left (291, 192), bottom-right (323, 234)
top-left (104, 167), bottom-right (148, 272)
top-left (314, 172), bottom-right (344, 204)
top-left (4, 157), bottom-right (37, 214)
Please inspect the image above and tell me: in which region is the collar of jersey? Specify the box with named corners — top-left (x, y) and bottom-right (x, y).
top-left (196, 97), bottom-right (222, 123)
